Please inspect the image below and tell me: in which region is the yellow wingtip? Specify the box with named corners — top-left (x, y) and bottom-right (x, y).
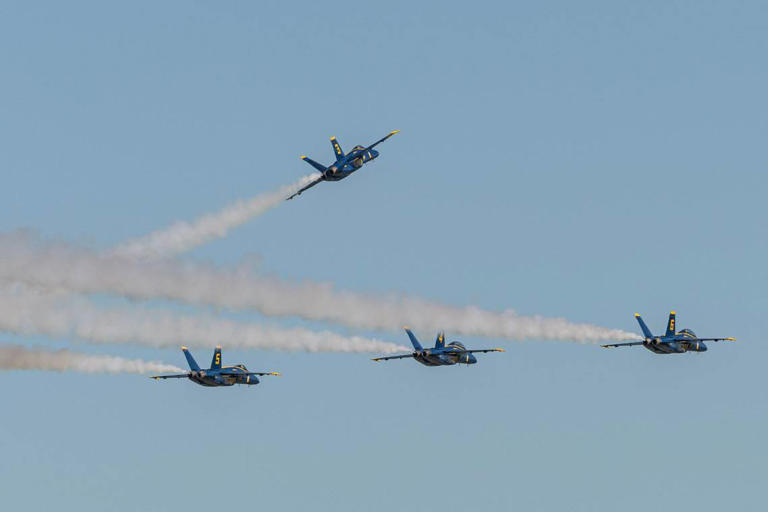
top-left (670, 310), bottom-right (676, 315)
top-left (495, 348), bottom-right (506, 352)
top-left (181, 345), bottom-right (188, 350)
top-left (271, 372), bottom-right (282, 376)
top-left (390, 130), bottom-right (400, 135)
top-left (300, 155), bottom-right (307, 159)
top-left (403, 326), bottom-right (410, 330)
top-left (634, 313), bottom-right (640, 317)
top-left (727, 337), bottom-right (737, 341)
top-left (330, 136), bottom-right (336, 140)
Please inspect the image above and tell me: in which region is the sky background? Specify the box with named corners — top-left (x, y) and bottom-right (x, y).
top-left (1, 1), bottom-right (766, 510)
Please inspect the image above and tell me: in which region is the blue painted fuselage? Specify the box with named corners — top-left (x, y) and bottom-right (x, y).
top-left (187, 365), bottom-right (261, 387)
top-left (318, 145), bottom-right (379, 182)
top-left (412, 342), bottom-right (478, 366)
top-left (641, 330), bottom-right (707, 354)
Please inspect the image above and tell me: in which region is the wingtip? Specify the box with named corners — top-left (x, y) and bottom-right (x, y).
top-left (390, 130), bottom-right (400, 135)
top-left (495, 348), bottom-right (506, 352)
top-left (271, 372), bottom-right (282, 376)
top-left (300, 155), bottom-right (307, 160)
top-left (181, 345), bottom-right (188, 350)
top-left (330, 136), bottom-right (336, 140)
top-left (670, 310), bottom-right (676, 315)
top-left (402, 326), bottom-right (410, 330)
top-left (600, 345), bottom-right (612, 348)
top-left (634, 313), bottom-right (640, 317)
top-left (727, 337), bottom-right (737, 341)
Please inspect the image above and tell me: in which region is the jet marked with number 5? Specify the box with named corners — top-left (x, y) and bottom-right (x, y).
top-left (151, 346), bottom-right (280, 387)
top-left (602, 311), bottom-right (736, 354)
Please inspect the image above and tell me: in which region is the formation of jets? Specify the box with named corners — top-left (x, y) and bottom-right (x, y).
top-left (152, 130), bottom-right (737, 389)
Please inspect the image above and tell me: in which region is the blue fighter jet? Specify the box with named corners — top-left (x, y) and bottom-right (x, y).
top-left (151, 346), bottom-right (280, 387)
top-left (372, 328), bottom-right (505, 366)
top-left (601, 311), bottom-right (736, 354)
top-left (287, 130), bottom-right (400, 200)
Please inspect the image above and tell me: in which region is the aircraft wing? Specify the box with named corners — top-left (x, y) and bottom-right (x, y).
top-left (362, 130), bottom-right (400, 152)
top-left (150, 373), bottom-right (189, 380)
top-left (287, 175), bottom-right (324, 200)
top-left (453, 348), bottom-right (506, 355)
top-left (219, 371), bottom-right (281, 377)
top-left (372, 354), bottom-right (413, 362)
top-left (601, 342), bottom-right (645, 348)
top-left (694, 337), bottom-right (736, 342)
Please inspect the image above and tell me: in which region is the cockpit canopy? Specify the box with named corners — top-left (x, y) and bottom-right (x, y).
top-left (677, 329), bottom-right (697, 338)
top-left (449, 341), bottom-right (465, 349)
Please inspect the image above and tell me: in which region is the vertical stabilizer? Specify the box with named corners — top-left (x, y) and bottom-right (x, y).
top-left (634, 314), bottom-right (654, 339)
top-left (210, 346), bottom-right (222, 370)
top-left (330, 136), bottom-right (345, 161)
top-left (404, 328), bottom-right (423, 351)
top-left (300, 156), bottom-right (328, 173)
top-left (665, 311), bottom-right (676, 337)
top-left (181, 346), bottom-right (201, 371)
top-left (434, 332), bottom-right (445, 349)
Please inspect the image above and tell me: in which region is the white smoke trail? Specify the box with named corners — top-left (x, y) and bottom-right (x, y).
top-left (0, 283), bottom-right (408, 354)
top-left (111, 174), bottom-right (319, 259)
top-left (0, 233), bottom-right (638, 343)
top-left (0, 344), bottom-right (183, 375)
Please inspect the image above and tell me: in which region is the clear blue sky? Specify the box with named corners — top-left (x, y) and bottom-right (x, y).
top-left (1, 1), bottom-right (766, 510)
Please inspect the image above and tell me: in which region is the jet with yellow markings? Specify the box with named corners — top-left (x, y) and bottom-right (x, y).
top-left (151, 346), bottom-right (280, 387)
top-left (602, 311), bottom-right (736, 354)
top-left (287, 130), bottom-right (400, 200)
top-left (372, 328), bottom-right (505, 366)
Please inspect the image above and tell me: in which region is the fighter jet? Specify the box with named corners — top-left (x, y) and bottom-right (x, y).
top-left (372, 328), bottom-right (504, 366)
top-left (151, 346), bottom-right (280, 387)
top-left (287, 130), bottom-right (400, 200)
top-left (601, 311), bottom-right (736, 354)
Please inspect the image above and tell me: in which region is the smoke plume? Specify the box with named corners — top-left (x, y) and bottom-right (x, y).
top-left (0, 283), bottom-right (408, 353)
top-left (111, 174), bottom-right (319, 259)
top-left (0, 233), bottom-right (637, 343)
top-left (0, 344), bottom-right (183, 374)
